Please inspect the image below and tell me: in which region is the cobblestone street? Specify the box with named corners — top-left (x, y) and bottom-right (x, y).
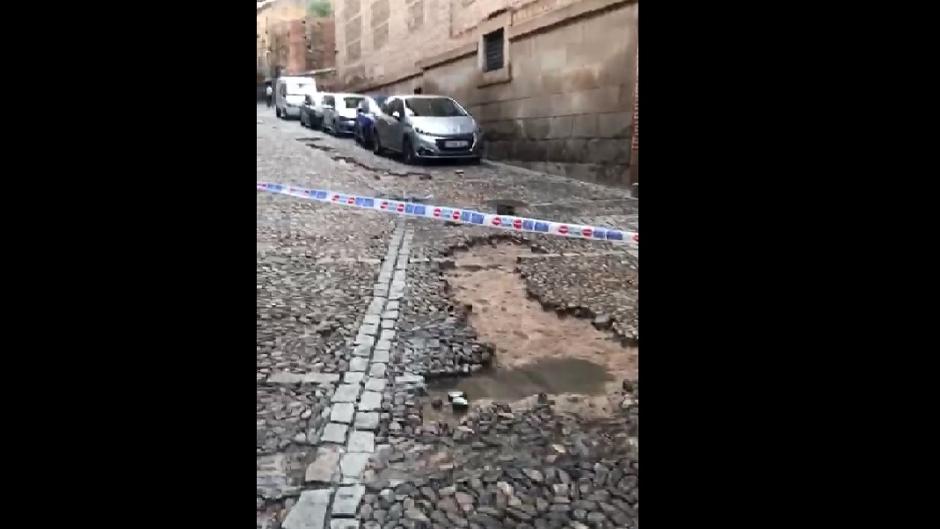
top-left (257, 105), bottom-right (639, 529)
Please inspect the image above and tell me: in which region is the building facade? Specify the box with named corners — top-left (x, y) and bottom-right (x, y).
top-left (258, 0), bottom-right (338, 89)
top-left (334, 0), bottom-right (638, 188)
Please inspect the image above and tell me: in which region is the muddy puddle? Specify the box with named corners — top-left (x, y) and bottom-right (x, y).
top-left (429, 358), bottom-right (612, 402)
top-left (430, 243), bottom-right (637, 420)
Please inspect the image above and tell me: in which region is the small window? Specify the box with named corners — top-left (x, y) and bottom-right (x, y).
top-left (304, 95), bottom-right (312, 105)
top-left (483, 28), bottom-right (504, 72)
top-left (344, 97), bottom-right (364, 109)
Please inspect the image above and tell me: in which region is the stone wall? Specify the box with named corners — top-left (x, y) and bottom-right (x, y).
top-left (335, 0), bottom-right (637, 188)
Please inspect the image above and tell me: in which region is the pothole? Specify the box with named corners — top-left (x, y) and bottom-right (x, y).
top-left (296, 139), bottom-right (433, 180)
top-left (485, 198), bottom-right (529, 215)
top-left (430, 243), bottom-right (637, 419)
top-left (304, 142), bottom-right (335, 152)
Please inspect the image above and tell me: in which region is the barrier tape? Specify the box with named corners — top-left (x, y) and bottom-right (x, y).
top-left (257, 181), bottom-right (638, 247)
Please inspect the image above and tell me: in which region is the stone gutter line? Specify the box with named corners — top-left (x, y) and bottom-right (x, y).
top-left (282, 222), bottom-right (415, 529)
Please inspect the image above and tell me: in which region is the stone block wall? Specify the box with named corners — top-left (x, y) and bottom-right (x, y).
top-left (336, 0), bottom-right (638, 188)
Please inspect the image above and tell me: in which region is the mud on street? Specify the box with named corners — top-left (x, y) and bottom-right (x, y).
top-left (257, 106), bottom-right (639, 529)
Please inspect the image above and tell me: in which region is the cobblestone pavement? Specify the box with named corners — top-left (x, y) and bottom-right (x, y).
top-left (257, 106), bottom-right (639, 529)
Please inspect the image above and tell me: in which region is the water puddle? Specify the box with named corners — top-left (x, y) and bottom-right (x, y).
top-left (429, 357), bottom-right (613, 399)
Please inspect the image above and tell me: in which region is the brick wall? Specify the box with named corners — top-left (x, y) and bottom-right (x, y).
top-left (259, 0), bottom-right (337, 77)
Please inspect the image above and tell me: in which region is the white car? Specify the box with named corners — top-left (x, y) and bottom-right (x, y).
top-left (321, 93), bottom-right (366, 135)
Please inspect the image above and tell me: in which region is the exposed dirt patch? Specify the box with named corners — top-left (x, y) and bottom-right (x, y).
top-left (444, 243), bottom-right (637, 403)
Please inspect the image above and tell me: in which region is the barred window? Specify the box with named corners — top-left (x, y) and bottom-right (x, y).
top-left (483, 28), bottom-right (504, 72)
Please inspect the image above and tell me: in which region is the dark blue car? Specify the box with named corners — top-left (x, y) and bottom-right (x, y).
top-left (354, 95), bottom-right (388, 149)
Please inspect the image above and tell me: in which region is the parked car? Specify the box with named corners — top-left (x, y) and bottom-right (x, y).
top-left (300, 92), bottom-right (327, 129)
top-left (353, 95), bottom-right (388, 148)
top-left (372, 95), bottom-right (483, 164)
top-left (321, 93), bottom-right (366, 136)
top-left (275, 76), bottom-right (317, 119)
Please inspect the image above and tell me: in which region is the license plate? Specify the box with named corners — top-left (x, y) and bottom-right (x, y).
top-left (445, 140), bottom-right (469, 148)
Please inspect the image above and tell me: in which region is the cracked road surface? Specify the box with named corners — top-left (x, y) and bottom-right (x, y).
top-left (257, 105), bottom-right (639, 529)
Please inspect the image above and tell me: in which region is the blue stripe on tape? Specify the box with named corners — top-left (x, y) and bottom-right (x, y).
top-left (414, 205), bottom-right (426, 216)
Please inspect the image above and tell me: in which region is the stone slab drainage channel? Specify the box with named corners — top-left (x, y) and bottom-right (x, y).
top-left (274, 223), bottom-right (418, 529)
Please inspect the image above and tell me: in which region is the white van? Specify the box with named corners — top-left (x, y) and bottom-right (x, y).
top-left (275, 76), bottom-right (317, 119)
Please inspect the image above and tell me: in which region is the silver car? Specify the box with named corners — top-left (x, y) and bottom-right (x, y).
top-left (372, 95), bottom-right (483, 164)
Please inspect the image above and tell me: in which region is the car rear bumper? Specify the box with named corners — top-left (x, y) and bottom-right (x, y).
top-left (334, 119), bottom-right (356, 134)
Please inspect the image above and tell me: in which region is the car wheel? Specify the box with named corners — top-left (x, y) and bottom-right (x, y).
top-left (373, 129), bottom-right (383, 156)
top-left (402, 137), bottom-right (419, 165)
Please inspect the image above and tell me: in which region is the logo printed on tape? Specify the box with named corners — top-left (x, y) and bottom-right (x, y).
top-left (492, 217), bottom-right (501, 226)
top-left (433, 208), bottom-right (441, 217)
top-left (581, 227), bottom-right (592, 238)
top-left (558, 225), bottom-right (569, 235)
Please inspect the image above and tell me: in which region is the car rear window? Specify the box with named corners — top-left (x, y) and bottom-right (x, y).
top-left (344, 97), bottom-right (364, 109)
